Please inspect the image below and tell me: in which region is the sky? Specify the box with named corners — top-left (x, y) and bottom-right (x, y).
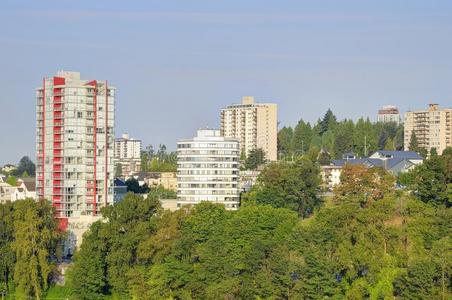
top-left (1, 0), bottom-right (451, 165)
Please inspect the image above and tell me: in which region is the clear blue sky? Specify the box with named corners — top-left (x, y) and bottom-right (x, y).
top-left (1, 0), bottom-right (451, 165)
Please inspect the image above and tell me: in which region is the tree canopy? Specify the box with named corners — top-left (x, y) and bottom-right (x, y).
top-left (278, 109), bottom-right (405, 161)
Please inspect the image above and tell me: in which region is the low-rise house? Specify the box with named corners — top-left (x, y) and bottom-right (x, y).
top-left (145, 172), bottom-right (177, 191)
top-left (322, 151), bottom-right (424, 188)
top-left (129, 171), bottom-right (177, 191)
top-left (239, 170), bottom-right (260, 192)
top-left (320, 165), bottom-right (343, 191)
top-left (17, 178), bottom-right (37, 199)
top-left (0, 182), bottom-right (15, 203)
top-left (332, 151), bottom-right (423, 176)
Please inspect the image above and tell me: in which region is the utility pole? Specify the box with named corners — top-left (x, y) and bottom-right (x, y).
top-left (364, 135), bottom-right (368, 157)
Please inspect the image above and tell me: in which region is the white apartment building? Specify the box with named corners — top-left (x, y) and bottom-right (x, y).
top-left (378, 105), bottom-right (401, 124)
top-left (221, 96), bottom-right (278, 161)
top-left (404, 104), bottom-right (452, 154)
top-left (177, 129), bottom-right (240, 210)
top-left (114, 133), bottom-right (142, 177)
top-left (36, 71), bottom-right (115, 228)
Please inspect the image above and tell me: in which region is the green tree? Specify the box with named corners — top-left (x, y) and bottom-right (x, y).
top-left (250, 158), bottom-right (321, 217)
top-left (408, 131), bottom-right (419, 152)
top-left (12, 199), bottom-right (61, 300)
top-left (12, 156), bottom-right (35, 177)
top-left (292, 119), bottom-right (312, 154)
top-left (318, 149), bottom-right (331, 165)
top-left (148, 185), bottom-right (177, 199)
top-left (125, 178), bottom-right (150, 194)
top-left (319, 109), bottom-right (337, 135)
top-left (334, 164), bottom-right (395, 207)
top-left (384, 137), bottom-right (395, 151)
top-left (277, 126), bottom-right (293, 158)
top-left (0, 202), bottom-right (14, 296)
top-left (244, 148), bottom-right (266, 170)
top-left (409, 153), bottom-right (450, 206)
top-left (66, 222), bottom-right (108, 300)
top-left (6, 176), bottom-right (17, 186)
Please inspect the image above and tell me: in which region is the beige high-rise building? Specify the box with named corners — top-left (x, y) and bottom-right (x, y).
top-left (220, 96), bottom-right (277, 161)
top-left (404, 104), bottom-right (452, 154)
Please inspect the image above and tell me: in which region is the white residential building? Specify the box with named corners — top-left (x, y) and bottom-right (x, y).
top-left (36, 71), bottom-right (115, 229)
top-left (114, 133), bottom-right (142, 177)
top-left (221, 96), bottom-right (278, 161)
top-left (177, 129), bottom-right (240, 210)
top-left (377, 105), bottom-right (401, 124)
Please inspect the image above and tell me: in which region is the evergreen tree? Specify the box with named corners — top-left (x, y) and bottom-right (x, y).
top-left (277, 126), bottom-right (293, 157)
top-left (244, 148), bottom-right (266, 170)
top-left (319, 109), bottom-right (337, 135)
top-left (408, 131), bottom-right (419, 152)
top-left (292, 120), bottom-right (312, 155)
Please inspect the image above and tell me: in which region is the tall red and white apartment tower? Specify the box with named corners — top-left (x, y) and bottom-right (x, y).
top-left (36, 71), bottom-right (115, 230)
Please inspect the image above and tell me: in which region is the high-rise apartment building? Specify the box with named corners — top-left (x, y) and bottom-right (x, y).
top-left (378, 105), bottom-right (401, 124)
top-left (220, 96), bottom-right (277, 161)
top-left (36, 71), bottom-right (115, 226)
top-left (404, 104), bottom-right (452, 154)
top-left (177, 129), bottom-right (240, 210)
top-left (114, 133), bottom-right (141, 178)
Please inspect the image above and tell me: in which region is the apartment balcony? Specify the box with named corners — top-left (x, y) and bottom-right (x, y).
top-left (53, 142), bottom-right (63, 150)
top-left (53, 180), bottom-right (63, 187)
top-left (53, 166), bottom-right (63, 174)
top-left (53, 150), bottom-right (63, 158)
top-left (53, 103), bottom-right (63, 111)
top-left (52, 195), bottom-right (62, 203)
top-left (53, 112), bottom-right (63, 119)
top-left (53, 188), bottom-right (63, 195)
top-left (53, 135), bottom-right (62, 143)
top-left (52, 173), bottom-right (63, 180)
top-left (53, 157), bottom-right (63, 164)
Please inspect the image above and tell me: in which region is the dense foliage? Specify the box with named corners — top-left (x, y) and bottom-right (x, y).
top-left (141, 144), bottom-right (177, 172)
top-left (67, 152), bottom-right (451, 299)
top-left (125, 178), bottom-right (151, 194)
top-left (244, 158), bottom-right (322, 217)
top-left (400, 147), bottom-right (452, 207)
top-left (243, 148), bottom-right (266, 170)
top-left (3, 150), bottom-right (450, 299)
top-left (278, 109), bottom-right (404, 160)
top-left (0, 199), bottom-right (63, 300)
top-left (1, 156), bottom-right (36, 177)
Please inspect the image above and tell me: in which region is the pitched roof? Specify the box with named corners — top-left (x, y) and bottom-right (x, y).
top-left (21, 178), bottom-right (36, 192)
top-left (371, 150), bottom-right (422, 160)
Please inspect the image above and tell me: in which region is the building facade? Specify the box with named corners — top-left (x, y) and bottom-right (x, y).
top-left (220, 96), bottom-right (277, 161)
top-left (377, 105), bottom-right (401, 124)
top-left (177, 129), bottom-right (240, 210)
top-left (114, 133), bottom-right (142, 178)
top-left (36, 71), bottom-right (115, 226)
top-left (144, 172), bottom-right (177, 191)
top-left (404, 104), bottom-right (452, 154)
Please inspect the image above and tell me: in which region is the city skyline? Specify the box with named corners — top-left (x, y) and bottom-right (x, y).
top-left (1, 0), bottom-right (452, 164)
